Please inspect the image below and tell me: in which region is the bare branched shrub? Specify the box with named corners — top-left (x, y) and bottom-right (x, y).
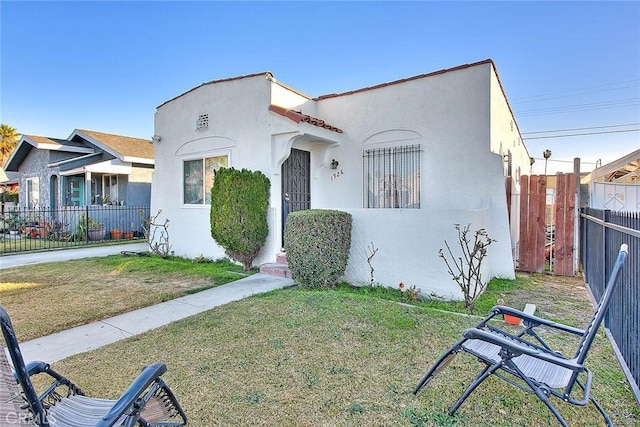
top-left (438, 223), bottom-right (495, 311)
top-left (140, 210), bottom-right (173, 258)
top-left (366, 241), bottom-right (378, 286)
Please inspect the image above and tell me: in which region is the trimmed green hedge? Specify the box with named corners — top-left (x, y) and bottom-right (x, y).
top-left (210, 167), bottom-right (270, 271)
top-left (284, 209), bottom-right (352, 288)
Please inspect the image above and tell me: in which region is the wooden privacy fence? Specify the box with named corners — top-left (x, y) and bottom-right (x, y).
top-left (516, 173), bottom-right (576, 276)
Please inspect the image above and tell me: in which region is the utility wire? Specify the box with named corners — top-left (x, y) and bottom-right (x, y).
top-left (522, 122), bottom-right (640, 135)
top-left (531, 157), bottom-right (598, 165)
top-left (513, 84), bottom-right (640, 104)
top-left (516, 98), bottom-right (639, 116)
top-left (512, 79), bottom-right (640, 103)
top-left (523, 128), bottom-right (640, 140)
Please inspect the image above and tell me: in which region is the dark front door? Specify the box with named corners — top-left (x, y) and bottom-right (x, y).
top-left (281, 148), bottom-right (310, 246)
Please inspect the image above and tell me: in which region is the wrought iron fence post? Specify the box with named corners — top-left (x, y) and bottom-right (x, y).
top-left (84, 205), bottom-right (90, 245)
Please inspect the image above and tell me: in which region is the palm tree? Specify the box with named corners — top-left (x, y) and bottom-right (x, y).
top-left (0, 124), bottom-right (19, 167)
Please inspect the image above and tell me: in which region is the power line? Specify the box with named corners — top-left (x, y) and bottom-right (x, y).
top-left (513, 84), bottom-right (640, 105)
top-left (522, 122), bottom-right (640, 135)
top-left (531, 157), bottom-right (597, 165)
top-left (512, 79), bottom-right (640, 104)
top-left (515, 98), bottom-right (640, 117)
top-left (523, 128), bottom-right (640, 140)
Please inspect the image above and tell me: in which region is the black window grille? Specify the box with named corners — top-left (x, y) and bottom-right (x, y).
top-left (362, 144), bottom-right (421, 208)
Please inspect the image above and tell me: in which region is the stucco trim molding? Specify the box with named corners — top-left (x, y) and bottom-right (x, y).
top-left (271, 132), bottom-right (302, 174)
top-left (362, 129), bottom-right (422, 146)
top-left (175, 136), bottom-right (237, 156)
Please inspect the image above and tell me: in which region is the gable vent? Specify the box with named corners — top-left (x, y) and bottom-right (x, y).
top-left (196, 114), bottom-right (209, 131)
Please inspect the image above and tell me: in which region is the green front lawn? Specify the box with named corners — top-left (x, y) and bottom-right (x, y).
top-left (49, 288), bottom-right (638, 426)
top-left (2, 254), bottom-right (638, 425)
top-left (0, 254), bottom-right (248, 340)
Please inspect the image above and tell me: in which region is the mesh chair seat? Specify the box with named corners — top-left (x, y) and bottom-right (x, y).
top-left (1, 348), bottom-right (30, 426)
top-left (463, 330), bottom-right (574, 389)
top-left (47, 395), bottom-right (124, 427)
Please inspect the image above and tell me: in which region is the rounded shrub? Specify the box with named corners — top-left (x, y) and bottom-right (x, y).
top-left (284, 209), bottom-right (352, 288)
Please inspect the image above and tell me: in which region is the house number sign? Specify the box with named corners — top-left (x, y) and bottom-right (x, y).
top-left (331, 169), bottom-right (344, 181)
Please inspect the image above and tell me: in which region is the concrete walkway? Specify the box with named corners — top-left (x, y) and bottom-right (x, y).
top-left (1, 244), bottom-right (294, 364)
top-left (0, 242), bottom-right (149, 269)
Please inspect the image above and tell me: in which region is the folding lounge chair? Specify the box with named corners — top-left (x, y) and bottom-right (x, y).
top-left (0, 306), bottom-right (187, 427)
top-left (414, 244), bottom-right (629, 427)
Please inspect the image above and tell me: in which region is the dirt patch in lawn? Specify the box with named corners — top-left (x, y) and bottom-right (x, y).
top-left (503, 273), bottom-right (595, 328)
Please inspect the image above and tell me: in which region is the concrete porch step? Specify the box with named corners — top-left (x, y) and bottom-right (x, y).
top-left (259, 262), bottom-right (291, 278)
top-left (276, 252), bottom-right (287, 264)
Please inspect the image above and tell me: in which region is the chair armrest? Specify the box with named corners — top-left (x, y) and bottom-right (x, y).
top-left (24, 360), bottom-right (75, 383)
top-left (24, 361), bottom-right (49, 377)
top-left (489, 306), bottom-right (585, 336)
top-left (96, 363), bottom-right (167, 427)
top-left (23, 360), bottom-right (85, 399)
top-left (462, 328), bottom-right (585, 372)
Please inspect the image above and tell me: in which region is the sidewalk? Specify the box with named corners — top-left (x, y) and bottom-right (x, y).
top-left (0, 242), bottom-right (149, 269)
top-left (1, 244), bottom-right (294, 364)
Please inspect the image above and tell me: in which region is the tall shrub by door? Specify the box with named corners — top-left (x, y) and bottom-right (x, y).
top-left (210, 168), bottom-right (270, 271)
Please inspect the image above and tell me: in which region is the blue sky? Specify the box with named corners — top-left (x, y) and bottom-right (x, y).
top-left (1, 1), bottom-right (638, 174)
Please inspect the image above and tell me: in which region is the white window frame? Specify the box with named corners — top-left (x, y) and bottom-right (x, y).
top-left (26, 177), bottom-right (39, 208)
top-left (182, 153), bottom-right (229, 206)
top-left (102, 175), bottom-right (118, 204)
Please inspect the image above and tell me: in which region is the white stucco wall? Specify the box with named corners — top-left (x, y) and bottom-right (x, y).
top-left (489, 64), bottom-right (531, 259)
top-left (343, 207), bottom-right (494, 298)
top-left (154, 61), bottom-right (520, 299)
top-left (590, 182), bottom-right (640, 212)
top-left (152, 74), bottom-right (279, 263)
top-left (309, 62), bottom-right (515, 295)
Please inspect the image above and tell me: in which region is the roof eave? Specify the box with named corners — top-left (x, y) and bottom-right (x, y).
top-left (46, 152), bottom-right (104, 169)
top-left (123, 156), bottom-right (155, 165)
top-left (157, 71), bottom-right (274, 109)
top-left (70, 129), bottom-right (153, 163)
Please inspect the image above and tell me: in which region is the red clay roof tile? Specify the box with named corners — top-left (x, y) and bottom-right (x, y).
top-left (269, 105), bottom-right (343, 133)
top-left (316, 59), bottom-right (495, 100)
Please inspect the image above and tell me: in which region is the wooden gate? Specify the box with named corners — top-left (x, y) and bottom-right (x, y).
top-left (553, 173), bottom-right (576, 276)
top-left (515, 173), bottom-right (576, 275)
top-left (518, 175), bottom-right (547, 273)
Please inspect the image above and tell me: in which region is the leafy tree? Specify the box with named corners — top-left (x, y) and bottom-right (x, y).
top-left (210, 168), bottom-right (270, 271)
top-left (0, 124), bottom-right (19, 167)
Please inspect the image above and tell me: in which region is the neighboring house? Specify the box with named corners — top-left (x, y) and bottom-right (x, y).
top-left (0, 169), bottom-right (19, 192)
top-left (582, 149), bottom-right (640, 212)
top-left (3, 129), bottom-right (154, 209)
top-left (153, 59), bottom-right (531, 298)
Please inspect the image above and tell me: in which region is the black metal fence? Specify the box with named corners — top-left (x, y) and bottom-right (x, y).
top-left (580, 208), bottom-right (640, 402)
top-left (0, 205), bottom-right (149, 255)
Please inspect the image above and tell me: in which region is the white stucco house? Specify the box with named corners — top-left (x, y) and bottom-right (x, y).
top-left (582, 149), bottom-right (639, 212)
top-left (152, 59), bottom-right (531, 299)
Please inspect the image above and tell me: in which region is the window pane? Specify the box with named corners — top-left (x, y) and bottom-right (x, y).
top-left (204, 156), bottom-right (228, 204)
top-left (184, 159), bottom-right (204, 204)
top-left (27, 178), bottom-right (40, 208)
